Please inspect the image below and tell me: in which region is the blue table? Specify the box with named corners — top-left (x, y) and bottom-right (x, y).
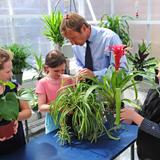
top-left (1, 124), bottom-right (138, 160)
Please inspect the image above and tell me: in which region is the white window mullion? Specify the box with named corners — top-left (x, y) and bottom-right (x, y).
top-left (47, 0), bottom-right (52, 14)
top-left (8, 0), bottom-right (15, 43)
top-left (147, 0), bottom-right (151, 44)
top-left (77, 0), bottom-right (85, 17)
top-left (110, 0), bottom-right (114, 16)
top-left (86, 0), bottom-right (97, 21)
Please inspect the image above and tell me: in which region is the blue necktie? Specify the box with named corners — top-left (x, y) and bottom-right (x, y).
top-left (85, 40), bottom-right (93, 71)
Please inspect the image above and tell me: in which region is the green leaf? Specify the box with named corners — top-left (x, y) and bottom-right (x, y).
top-left (0, 92), bottom-right (19, 120)
top-left (114, 88), bottom-right (121, 126)
top-left (84, 85), bottom-right (100, 102)
top-left (122, 98), bottom-right (141, 110)
top-left (0, 80), bottom-right (16, 89)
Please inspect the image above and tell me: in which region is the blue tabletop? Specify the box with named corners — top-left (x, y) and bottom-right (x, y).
top-left (1, 124), bottom-right (138, 160)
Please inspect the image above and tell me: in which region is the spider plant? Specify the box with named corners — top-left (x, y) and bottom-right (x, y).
top-left (50, 82), bottom-right (118, 145)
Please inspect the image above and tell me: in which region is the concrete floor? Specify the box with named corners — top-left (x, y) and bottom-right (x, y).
top-left (115, 145), bottom-right (139, 160)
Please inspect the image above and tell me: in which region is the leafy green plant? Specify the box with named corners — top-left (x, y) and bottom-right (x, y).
top-left (50, 67), bottom-right (144, 145)
top-left (93, 67), bottom-right (141, 126)
top-left (32, 54), bottom-right (44, 80)
top-left (17, 88), bottom-right (38, 111)
top-left (99, 15), bottom-right (132, 46)
top-left (50, 82), bottom-right (118, 145)
top-left (127, 40), bottom-right (157, 73)
top-left (3, 43), bottom-right (31, 74)
top-left (41, 10), bottom-right (64, 47)
top-left (0, 81), bottom-right (19, 120)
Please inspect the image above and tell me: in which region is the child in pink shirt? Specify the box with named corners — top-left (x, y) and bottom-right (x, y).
top-left (36, 50), bottom-right (73, 134)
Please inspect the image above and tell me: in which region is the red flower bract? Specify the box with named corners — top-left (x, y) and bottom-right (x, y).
top-left (109, 45), bottom-right (125, 71)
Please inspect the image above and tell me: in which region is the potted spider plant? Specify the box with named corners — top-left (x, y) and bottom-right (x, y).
top-left (127, 40), bottom-right (157, 81)
top-left (41, 10), bottom-right (64, 50)
top-left (50, 82), bottom-right (119, 145)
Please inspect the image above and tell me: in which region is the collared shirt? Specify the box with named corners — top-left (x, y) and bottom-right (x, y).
top-left (72, 25), bottom-right (127, 78)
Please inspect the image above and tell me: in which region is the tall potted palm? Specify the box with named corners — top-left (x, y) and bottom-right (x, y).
top-left (41, 10), bottom-right (64, 50)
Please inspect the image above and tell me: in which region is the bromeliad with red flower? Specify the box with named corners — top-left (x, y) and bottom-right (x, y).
top-left (109, 44), bottom-right (126, 71)
top-left (103, 44), bottom-right (140, 127)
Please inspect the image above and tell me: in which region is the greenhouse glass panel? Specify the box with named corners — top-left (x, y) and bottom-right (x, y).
top-left (0, 0), bottom-right (9, 14)
top-left (151, 25), bottom-right (160, 57)
top-left (11, 0), bottom-right (48, 14)
top-left (151, 0), bottom-right (160, 20)
top-left (114, 0), bottom-right (148, 20)
top-left (0, 18), bottom-right (12, 44)
top-left (129, 24), bottom-right (147, 52)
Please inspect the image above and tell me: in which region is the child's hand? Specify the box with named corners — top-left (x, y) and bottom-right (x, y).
top-left (120, 107), bottom-right (144, 126)
top-left (120, 107), bottom-right (136, 122)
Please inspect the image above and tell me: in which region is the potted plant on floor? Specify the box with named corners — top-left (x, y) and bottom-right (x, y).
top-left (3, 43), bottom-right (31, 84)
top-left (32, 53), bottom-right (45, 80)
top-left (127, 40), bottom-right (157, 81)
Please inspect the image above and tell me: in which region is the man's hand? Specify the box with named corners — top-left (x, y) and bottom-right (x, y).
top-left (78, 68), bottom-right (95, 81)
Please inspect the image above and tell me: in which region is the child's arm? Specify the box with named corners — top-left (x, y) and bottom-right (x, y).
top-left (18, 100), bottom-right (32, 121)
top-left (37, 94), bottom-right (50, 113)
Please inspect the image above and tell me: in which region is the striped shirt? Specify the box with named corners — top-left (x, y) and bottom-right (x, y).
top-left (140, 118), bottom-right (160, 138)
